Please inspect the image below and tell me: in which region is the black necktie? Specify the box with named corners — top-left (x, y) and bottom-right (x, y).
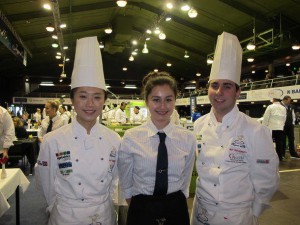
top-left (153, 132), bottom-right (168, 195)
top-left (46, 119), bottom-right (53, 133)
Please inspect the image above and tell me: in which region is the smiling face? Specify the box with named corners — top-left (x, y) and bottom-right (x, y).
top-left (146, 84), bottom-right (175, 129)
top-left (208, 79), bottom-right (240, 122)
top-left (71, 86), bottom-right (105, 132)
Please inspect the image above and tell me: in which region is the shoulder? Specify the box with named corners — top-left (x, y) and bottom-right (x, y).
top-left (99, 124), bottom-right (121, 141)
top-left (194, 114), bottom-right (209, 129)
top-left (238, 112), bottom-right (267, 132)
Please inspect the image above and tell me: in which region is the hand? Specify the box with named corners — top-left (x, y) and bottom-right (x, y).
top-left (2, 148), bottom-right (8, 159)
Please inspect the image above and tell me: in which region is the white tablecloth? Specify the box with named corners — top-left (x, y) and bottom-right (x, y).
top-left (0, 168), bottom-right (30, 217)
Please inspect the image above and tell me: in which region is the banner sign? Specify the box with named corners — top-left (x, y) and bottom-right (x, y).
top-left (190, 96), bottom-right (197, 117)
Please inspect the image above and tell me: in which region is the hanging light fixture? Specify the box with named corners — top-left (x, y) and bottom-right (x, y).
top-left (43, 3), bottom-right (51, 10)
top-left (159, 32), bottom-right (166, 40)
top-left (196, 73), bottom-right (201, 76)
top-left (104, 26), bottom-right (113, 34)
top-left (52, 34), bottom-right (58, 39)
top-left (99, 41), bottom-right (104, 49)
top-left (165, 15), bottom-right (172, 21)
top-left (60, 23), bottom-right (67, 28)
top-left (129, 55), bottom-right (134, 61)
top-left (46, 23), bottom-right (55, 32)
top-left (184, 51), bottom-right (190, 58)
top-left (154, 27), bottom-right (161, 35)
top-left (166, 2), bottom-right (174, 9)
top-left (52, 41), bottom-right (59, 48)
top-left (247, 58), bottom-right (254, 62)
top-left (166, 62), bottom-right (172, 67)
top-left (292, 43), bottom-right (300, 50)
top-left (116, 0), bottom-right (127, 7)
top-left (181, 0), bottom-right (191, 11)
top-left (188, 8), bottom-right (198, 18)
top-left (246, 40), bottom-right (256, 50)
top-left (207, 57), bottom-right (213, 64)
top-left (142, 42), bottom-right (149, 54)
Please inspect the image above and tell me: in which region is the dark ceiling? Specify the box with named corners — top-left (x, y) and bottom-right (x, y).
top-left (0, 0), bottom-right (300, 99)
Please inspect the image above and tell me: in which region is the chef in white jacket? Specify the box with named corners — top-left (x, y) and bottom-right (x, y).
top-left (36, 36), bottom-right (121, 225)
top-left (191, 32), bottom-right (279, 225)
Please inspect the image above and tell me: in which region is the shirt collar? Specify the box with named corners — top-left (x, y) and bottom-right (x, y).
top-left (72, 117), bottom-right (100, 138)
top-left (209, 104), bottom-right (239, 128)
top-left (145, 119), bottom-right (175, 139)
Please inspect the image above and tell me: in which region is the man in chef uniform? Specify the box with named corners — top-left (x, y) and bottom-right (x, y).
top-left (36, 36), bottom-right (121, 225)
top-left (191, 32), bottom-right (279, 225)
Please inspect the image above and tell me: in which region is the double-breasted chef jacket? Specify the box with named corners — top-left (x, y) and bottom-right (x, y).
top-left (36, 118), bottom-right (121, 225)
top-left (191, 105), bottom-right (279, 225)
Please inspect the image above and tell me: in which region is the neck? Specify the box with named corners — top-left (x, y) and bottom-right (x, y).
top-left (76, 118), bottom-right (97, 135)
top-left (151, 118), bottom-right (170, 130)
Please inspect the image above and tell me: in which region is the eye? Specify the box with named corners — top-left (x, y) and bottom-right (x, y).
top-left (79, 95), bottom-right (87, 99)
top-left (152, 98), bottom-right (160, 102)
top-left (210, 83), bottom-right (219, 90)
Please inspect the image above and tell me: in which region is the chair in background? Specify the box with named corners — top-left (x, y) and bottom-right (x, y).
top-left (8, 142), bottom-right (27, 171)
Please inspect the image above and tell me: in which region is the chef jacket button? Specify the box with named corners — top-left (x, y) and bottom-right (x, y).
top-left (76, 159), bottom-right (79, 162)
top-left (75, 137), bottom-right (78, 140)
top-left (214, 184), bottom-right (217, 187)
top-left (101, 158), bottom-right (104, 160)
top-left (202, 162), bottom-right (205, 165)
top-left (81, 199), bottom-right (84, 201)
top-left (221, 145), bottom-right (223, 148)
top-left (218, 166), bottom-right (220, 169)
top-left (216, 203), bottom-right (218, 205)
top-left (101, 180), bottom-right (104, 182)
top-left (99, 137), bottom-right (102, 140)
top-left (226, 126), bottom-right (229, 128)
top-left (78, 182), bottom-right (81, 185)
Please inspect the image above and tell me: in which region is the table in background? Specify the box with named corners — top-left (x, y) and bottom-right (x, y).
top-left (12, 137), bottom-right (39, 174)
top-left (0, 168), bottom-right (30, 225)
top-left (26, 128), bottom-right (39, 137)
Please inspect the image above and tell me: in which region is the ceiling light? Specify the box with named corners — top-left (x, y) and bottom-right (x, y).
top-left (123, 67), bottom-right (128, 71)
top-left (184, 51), bottom-right (189, 58)
top-left (59, 64), bottom-right (63, 67)
top-left (154, 69), bottom-right (158, 72)
top-left (196, 73), bottom-right (201, 76)
top-left (46, 23), bottom-right (55, 32)
top-left (106, 84), bottom-right (111, 88)
top-left (60, 23), bottom-right (67, 28)
top-left (52, 34), bottom-right (58, 39)
top-left (286, 63), bottom-right (290, 66)
top-left (246, 40), bottom-right (256, 50)
top-left (104, 26), bottom-right (113, 34)
top-left (132, 40), bottom-right (138, 45)
top-left (125, 85), bottom-right (137, 89)
top-left (188, 8), bottom-right (198, 18)
top-left (57, 52), bottom-right (61, 55)
top-left (116, 0), bottom-right (127, 7)
top-left (129, 55), bottom-right (134, 61)
top-left (43, 3), bottom-right (51, 10)
top-left (292, 43), bottom-right (300, 50)
top-left (52, 41), bottom-right (59, 48)
top-left (265, 70), bottom-right (268, 73)
top-left (146, 37), bottom-right (151, 41)
top-left (252, 70), bottom-right (255, 74)
top-left (132, 51), bottom-right (138, 55)
top-left (25, 78), bottom-right (29, 82)
top-left (247, 58), bottom-right (254, 62)
top-left (165, 16), bottom-right (172, 21)
top-left (181, 1), bottom-right (191, 11)
top-left (166, 2), bottom-right (174, 9)
top-left (185, 86), bottom-right (196, 90)
top-left (146, 29), bottom-right (152, 34)
top-left (142, 42), bottom-right (149, 54)
top-left (63, 46), bottom-right (68, 50)
top-left (159, 32), bottom-right (166, 40)
top-left (56, 55), bottom-right (61, 59)
top-left (99, 41), bottom-right (104, 49)
top-left (166, 62), bottom-right (172, 67)
top-left (59, 79), bottom-right (63, 83)
top-left (154, 27), bottom-right (161, 35)
top-left (207, 57), bottom-right (213, 64)
top-left (66, 58), bottom-right (70, 61)
top-left (40, 82), bottom-right (54, 86)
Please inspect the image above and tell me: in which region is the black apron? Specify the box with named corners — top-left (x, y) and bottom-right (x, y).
top-left (126, 191), bottom-right (190, 225)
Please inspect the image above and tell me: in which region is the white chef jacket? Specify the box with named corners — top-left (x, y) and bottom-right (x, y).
top-left (193, 105), bottom-right (279, 218)
top-left (0, 106), bottom-right (15, 153)
top-left (36, 118), bottom-right (121, 224)
top-left (115, 108), bottom-right (127, 124)
top-left (60, 112), bottom-right (69, 125)
top-left (33, 112), bottom-right (42, 122)
top-left (130, 111), bottom-right (144, 123)
top-left (118, 119), bottom-right (196, 199)
top-left (262, 102), bottom-right (286, 131)
top-left (38, 114), bottom-right (65, 138)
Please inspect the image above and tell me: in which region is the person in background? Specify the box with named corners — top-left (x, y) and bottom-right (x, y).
top-left (33, 108), bottom-right (42, 124)
top-left (20, 112), bottom-right (29, 127)
top-left (13, 116), bottom-right (28, 139)
top-left (130, 106), bottom-right (144, 123)
top-left (36, 36), bottom-right (121, 225)
top-left (118, 71), bottom-right (196, 225)
top-left (170, 107), bottom-right (180, 125)
top-left (0, 106), bottom-right (15, 160)
top-left (192, 106), bottom-right (202, 122)
top-left (59, 105), bottom-right (70, 125)
top-left (115, 102), bottom-right (127, 124)
top-left (262, 91), bottom-right (286, 161)
top-left (38, 100), bottom-right (64, 143)
top-left (191, 32), bottom-right (279, 225)
top-left (281, 95), bottom-right (300, 158)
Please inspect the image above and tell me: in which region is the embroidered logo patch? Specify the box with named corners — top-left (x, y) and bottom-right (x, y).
top-left (257, 159), bottom-right (270, 164)
top-left (108, 148), bottom-right (117, 173)
top-left (37, 160), bottom-right (48, 166)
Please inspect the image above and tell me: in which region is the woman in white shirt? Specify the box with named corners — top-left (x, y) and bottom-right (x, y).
top-left (118, 71), bottom-right (196, 225)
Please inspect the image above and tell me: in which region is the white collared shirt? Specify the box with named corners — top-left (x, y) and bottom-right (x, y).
top-left (118, 119), bottom-right (196, 199)
top-left (38, 114), bottom-right (65, 138)
top-left (130, 111), bottom-right (144, 123)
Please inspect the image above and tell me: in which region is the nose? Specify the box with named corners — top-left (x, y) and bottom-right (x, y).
top-left (86, 97), bottom-right (94, 106)
top-left (216, 86), bottom-right (224, 95)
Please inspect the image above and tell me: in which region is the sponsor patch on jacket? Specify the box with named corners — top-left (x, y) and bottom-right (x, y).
top-left (230, 135), bottom-right (246, 148)
top-left (56, 151), bottom-right (73, 176)
top-left (56, 151), bottom-right (71, 161)
top-left (108, 148), bottom-right (117, 173)
top-left (37, 160), bottom-right (48, 166)
top-left (256, 159), bottom-right (270, 164)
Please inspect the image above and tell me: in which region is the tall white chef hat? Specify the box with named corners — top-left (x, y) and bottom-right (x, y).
top-left (71, 36), bottom-right (107, 90)
top-left (209, 32), bottom-right (242, 85)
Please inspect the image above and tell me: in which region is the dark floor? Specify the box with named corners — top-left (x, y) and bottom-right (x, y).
top-left (1, 157), bottom-right (300, 225)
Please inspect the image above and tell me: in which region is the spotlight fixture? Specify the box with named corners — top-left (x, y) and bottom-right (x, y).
top-left (184, 51), bottom-right (190, 58)
top-left (104, 26), bottom-right (113, 34)
top-left (66, 58), bottom-right (70, 61)
top-left (52, 34), bottom-right (58, 39)
top-left (165, 15), bottom-right (172, 21)
top-left (292, 43), bottom-right (300, 50)
top-left (196, 73), bottom-right (201, 76)
top-left (52, 41), bottom-right (59, 48)
top-left (188, 8), bottom-right (198, 18)
top-left (60, 23), bottom-right (67, 28)
top-left (246, 40), bottom-right (256, 50)
top-left (132, 40), bottom-right (138, 45)
top-left (251, 70), bottom-right (255, 74)
top-left (181, 1), bottom-right (191, 11)
top-left (166, 2), bottom-right (174, 9)
top-left (46, 23), bottom-right (55, 32)
top-left (57, 52), bottom-right (61, 55)
top-left (154, 27), bottom-right (161, 35)
top-left (129, 55), bottom-right (134, 61)
top-left (146, 37), bottom-right (151, 41)
top-left (146, 29), bottom-right (152, 34)
top-left (265, 70), bottom-right (268, 73)
top-left (63, 46), bottom-right (68, 50)
top-left (56, 55), bottom-right (61, 59)
top-left (154, 69), bottom-right (159, 72)
top-left (247, 58), bottom-right (254, 62)
top-left (142, 42), bottom-right (149, 54)
top-left (99, 41), bottom-right (104, 49)
top-left (123, 67), bottom-right (128, 71)
top-left (116, 0), bottom-right (127, 7)
top-left (286, 63), bottom-right (290, 66)
top-left (207, 57), bottom-right (213, 64)
top-left (43, 3), bottom-right (51, 10)
top-left (132, 51), bottom-right (138, 56)
top-left (166, 62), bottom-right (172, 67)
top-left (159, 32), bottom-right (166, 40)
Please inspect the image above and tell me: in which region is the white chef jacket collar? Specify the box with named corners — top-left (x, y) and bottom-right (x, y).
top-left (145, 119), bottom-right (176, 139)
top-left (72, 117), bottom-right (100, 138)
top-left (209, 104), bottom-right (239, 128)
